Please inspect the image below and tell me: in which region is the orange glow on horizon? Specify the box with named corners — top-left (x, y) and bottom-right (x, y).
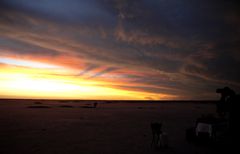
top-left (0, 57), bottom-right (176, 100)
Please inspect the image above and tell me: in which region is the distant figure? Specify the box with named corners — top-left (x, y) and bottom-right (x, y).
top-left (93, 102), bottom-right (98, 108)
top-left (151, 122), bottom-right (162, 148)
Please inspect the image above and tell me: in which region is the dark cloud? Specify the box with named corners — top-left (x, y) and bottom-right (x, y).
top-left (0, 0), bottom-right (115, 25)
top-left (0, 37), bottom-right (59, 57)
top-left (88, 67), bottom-right (119, 79)
top-left (77, 64), bottom-right (99, 76)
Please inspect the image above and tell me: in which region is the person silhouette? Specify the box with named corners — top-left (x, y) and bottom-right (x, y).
top-left (216, 87), bottom-right (235, 118)
top-left (215, 87), bottom-right (239, 147)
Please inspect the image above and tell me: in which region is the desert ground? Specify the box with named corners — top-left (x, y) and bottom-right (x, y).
top-left (0, 99), bottom-right (228, 154)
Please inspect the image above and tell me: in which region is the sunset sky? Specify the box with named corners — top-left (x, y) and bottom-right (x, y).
top-left (0, 0), bottom-right (240, 100)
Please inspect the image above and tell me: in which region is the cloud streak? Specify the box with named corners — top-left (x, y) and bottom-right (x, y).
top-left (88, 67), bottom-right (119, 79)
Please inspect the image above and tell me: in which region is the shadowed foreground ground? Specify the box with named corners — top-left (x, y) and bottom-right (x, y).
top-left (0, 100), bottom-right (228, 154)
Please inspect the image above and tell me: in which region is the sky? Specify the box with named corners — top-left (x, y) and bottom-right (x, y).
top-left (0, 0), bottom-right (240, 100)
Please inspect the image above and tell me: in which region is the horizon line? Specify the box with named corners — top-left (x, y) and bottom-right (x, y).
top-left (0, 98), bottom-right (218, 102)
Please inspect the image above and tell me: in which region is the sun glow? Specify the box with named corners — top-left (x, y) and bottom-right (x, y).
top-left (0, 64), bottom-right (167, 100)
top-left (0, 57), bottom-right (175, 100)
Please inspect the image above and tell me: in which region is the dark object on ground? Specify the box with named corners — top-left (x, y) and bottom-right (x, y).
top-left (186, 127), bottom-right (196, 142)
top-left (59, 105), bottom-right (74, 108)
top-left (81, 106), bottom-right (95, 108)
top-left (80, 103), bottom-right (98, 108)
top-left (186, 128), bottom-right (212, 144)
top-left (151, 122), bottom-right (162, 148)
top-left (27, 105), bottom-right (51, 109)
top-left (34, 102), bottom-right (42, 104)
top-left (186, 114), bottom-right (229, 145)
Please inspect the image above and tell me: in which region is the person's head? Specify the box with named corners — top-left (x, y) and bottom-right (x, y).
top-left (216, 87), bottom-right (235, 96)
